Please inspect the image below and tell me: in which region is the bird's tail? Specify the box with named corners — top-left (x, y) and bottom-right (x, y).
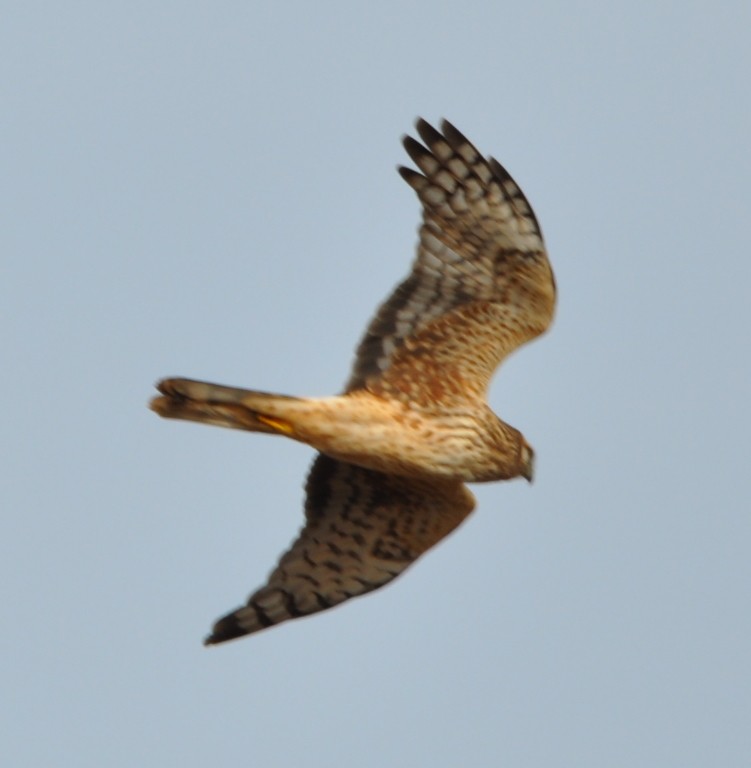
top-left (150, 377), bottom-right (302, 435)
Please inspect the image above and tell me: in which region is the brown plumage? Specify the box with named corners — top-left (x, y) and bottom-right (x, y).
top-left (150, 118), bottom-right (556, 645)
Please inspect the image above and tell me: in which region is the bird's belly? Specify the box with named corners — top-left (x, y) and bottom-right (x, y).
top-left (301, 406), bottom-right (502, 482)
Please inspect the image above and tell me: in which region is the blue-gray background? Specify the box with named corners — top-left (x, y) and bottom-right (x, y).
top-left (3, 3), bottom-right (749, 766)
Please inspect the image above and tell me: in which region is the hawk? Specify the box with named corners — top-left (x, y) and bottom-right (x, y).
top-left (151, 119), bottom-right (556, 645)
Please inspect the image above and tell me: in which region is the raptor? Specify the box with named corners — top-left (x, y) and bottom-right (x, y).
top-left (151, 119), bottom-right (556, 645)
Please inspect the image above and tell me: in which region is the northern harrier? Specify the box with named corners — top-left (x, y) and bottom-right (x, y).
top-left (151, 119), bottom-right (556, 645)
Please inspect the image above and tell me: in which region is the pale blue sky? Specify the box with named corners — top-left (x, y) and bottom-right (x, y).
top-left (3, 3), bottom-right (750, 766)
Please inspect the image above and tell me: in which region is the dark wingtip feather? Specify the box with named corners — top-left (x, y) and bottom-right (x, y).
top-left (414, 118), bottom-right (442, 147)
top-left (441, 120), bottom-right (482, 159)
top-left (397, 165), bottom-right (423, 185)
top-left (402, 134), bottom-right (433, 166)
top-left (488, 156), bottom-right (513, 182)
top-left (203, 614), bottom-right (248, 646)
top-left (439, 118), bottom-right (466, 144)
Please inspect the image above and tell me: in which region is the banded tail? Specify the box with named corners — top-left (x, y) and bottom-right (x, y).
top-left (150, 378), bottom-right (301, 435)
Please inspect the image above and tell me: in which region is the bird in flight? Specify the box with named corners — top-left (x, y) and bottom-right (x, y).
top-left (151, 118), bottom-right (556, 645)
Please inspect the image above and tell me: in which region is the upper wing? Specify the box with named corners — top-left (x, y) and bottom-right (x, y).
top-left (205, 454), bottom-right (475, 644)
top-left (345, 118), bottom-right (555, 392)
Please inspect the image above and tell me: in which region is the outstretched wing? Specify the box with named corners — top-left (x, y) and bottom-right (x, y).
top-left (205, 454), bottom-right (475, 644)
top-left (345, 118), bottom-right (555, 393)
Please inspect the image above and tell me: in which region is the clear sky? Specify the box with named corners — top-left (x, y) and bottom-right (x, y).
top-left (3, 3), bottom-right (750, 766)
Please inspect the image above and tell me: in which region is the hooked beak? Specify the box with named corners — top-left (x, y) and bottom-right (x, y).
top-left (521, 444), bottom-right (535, 484)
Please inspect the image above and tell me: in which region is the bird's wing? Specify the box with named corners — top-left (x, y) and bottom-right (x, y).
top-left (345, 118), bottom-right (555, 393)
top-left (205, 454), bottom-right (475, 644)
